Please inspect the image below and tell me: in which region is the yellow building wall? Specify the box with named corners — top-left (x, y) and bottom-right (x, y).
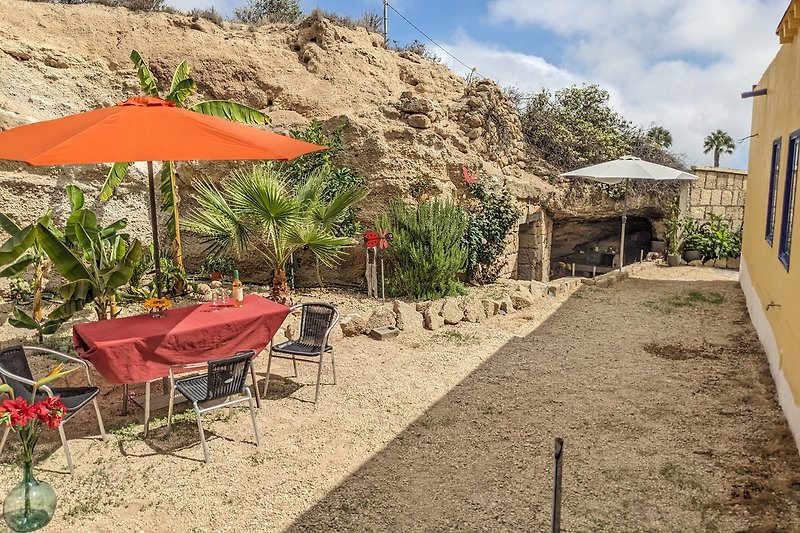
top-left (744, 38), bottom-right (800, 417)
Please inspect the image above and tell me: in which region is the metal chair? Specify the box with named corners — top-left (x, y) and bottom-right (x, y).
top-left (167, 350), bottom-right (260, 463)
top-left (0, 345), bottom-right (107, 475)
top-left (264, 302), bottom-right (339, 404)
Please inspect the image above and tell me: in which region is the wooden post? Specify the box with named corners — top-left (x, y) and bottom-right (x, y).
top-left (381, 257), bottom-right (385, 302)
top-left (640, 249), bottom-right (644, 263)
top-left (571, 263), bottom-right (575, 277)
top-left (592, 266), bottom-right (596, 278)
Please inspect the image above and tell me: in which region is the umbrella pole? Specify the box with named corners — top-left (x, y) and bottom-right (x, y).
top-left (619, 179), bottom-right (628, 272)
top-left (147, 161), bottom-right (163, 298)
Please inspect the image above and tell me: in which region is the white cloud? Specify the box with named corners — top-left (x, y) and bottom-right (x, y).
top-left (473, 0), bottom-right (787, 169)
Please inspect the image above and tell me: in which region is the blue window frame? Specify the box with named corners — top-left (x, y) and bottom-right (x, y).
top-left (766, 138), bottom-right (781, 245)
top-left (779, 130), bottom-right (799, 269)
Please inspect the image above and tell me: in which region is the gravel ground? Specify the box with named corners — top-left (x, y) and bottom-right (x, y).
top-left (0, 265), bottom-right (798, 532)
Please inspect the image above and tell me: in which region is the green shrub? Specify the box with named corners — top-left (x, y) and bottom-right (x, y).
top-left (698, 215), bottom-right (741, 259)
top-left (462, 179), bottom-right (522, 283)
top-left (233, 0), bottom-right (302, 24)
top-left (379, 199), bottom-right (468, 301)
top-left (199, 254), bottom-right (236, 279)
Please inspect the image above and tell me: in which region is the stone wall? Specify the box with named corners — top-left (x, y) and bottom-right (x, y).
top-left (688, 166), bottom-right (747, 228)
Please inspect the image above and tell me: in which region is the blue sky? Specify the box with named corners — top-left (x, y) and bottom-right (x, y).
top-left (169, 0), bottom-right (789, 170)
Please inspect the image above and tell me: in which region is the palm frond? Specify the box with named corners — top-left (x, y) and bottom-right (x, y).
top-left (226, 166), bottom-right (301, 232)
top-left (285, 225), bottom-right (354, 268)
top-left (182, 179), bottom-right (254, 257)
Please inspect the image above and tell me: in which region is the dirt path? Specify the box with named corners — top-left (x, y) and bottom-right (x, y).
top-left (1, 265), bottom-right (798, 532)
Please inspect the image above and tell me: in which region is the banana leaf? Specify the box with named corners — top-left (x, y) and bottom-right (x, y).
top-left (0, 213), bottom-right (21, 235)
top-left (50, 279), bottom-right (94, 320)
top-left (0, 254), bottom-right (35, 277)
top-left (167, 77), bottom-right (196, 106)
top-left (189, 100), bottom-right (268, 124)
top-left (65, 184), bottom-right (84, 212)
top-left (0, 224), bottom-right (35, 266)
top-left (102, 240), bottom-right (142, 289)
top-left (131, 49), bottom-right (159, 97)
top-left (36, 223), bottom-right (91, 282)
top-left (8, 307), bottom-right (38, 330)
top-left (99, 162), bottom-right (131, 201)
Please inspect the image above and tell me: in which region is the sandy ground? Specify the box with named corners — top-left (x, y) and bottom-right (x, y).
top-left (0, 264), bottom-right (798, 532)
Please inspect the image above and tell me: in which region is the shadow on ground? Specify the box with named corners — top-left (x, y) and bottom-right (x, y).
top-left (283, 276), bottom-right (800, 532)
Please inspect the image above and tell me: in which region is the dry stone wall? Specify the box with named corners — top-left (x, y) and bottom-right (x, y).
top-left (688, 166), bottom-right (747, 228)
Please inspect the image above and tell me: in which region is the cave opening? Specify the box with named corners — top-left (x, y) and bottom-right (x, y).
top-left (550, 216), bottom-right (653, 278)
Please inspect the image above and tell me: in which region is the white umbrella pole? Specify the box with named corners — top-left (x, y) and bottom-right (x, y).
top-left (619, 179), bottom-right (628, 272)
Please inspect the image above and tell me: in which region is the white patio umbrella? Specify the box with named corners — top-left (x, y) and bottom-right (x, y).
top-left (561, 156), bottom-right (698, 271)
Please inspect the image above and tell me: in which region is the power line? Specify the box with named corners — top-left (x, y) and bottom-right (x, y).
top-left (385, 2), bottom-right (483, 80)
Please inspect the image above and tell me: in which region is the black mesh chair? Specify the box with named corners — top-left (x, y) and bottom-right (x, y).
top-left (166, 350), bottom-right (260, 463)
top-left (0, 345), bottom-right (106, 475)
top-left (264, 303), bottom-right (339, 404)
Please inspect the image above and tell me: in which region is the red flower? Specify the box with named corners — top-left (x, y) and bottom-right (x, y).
top-left (34, 397), bottom-right (66, 430)
top-left (462, 166), bottom-right (479, 185)
top-left (0, 397), bottom-right (34, 428)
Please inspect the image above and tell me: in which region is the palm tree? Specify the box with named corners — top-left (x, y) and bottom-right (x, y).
top-left (646, 125), bottom-right (673, 148)
top-left (183, 164), bottom-right (366, 304)
top-left (703, 129), bottom-right (736, 167)
top-left (99, 50), bottom-right (268, 271)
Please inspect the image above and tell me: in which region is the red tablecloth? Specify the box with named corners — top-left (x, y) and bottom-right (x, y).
top-left (73, 294), bottom-right (290, 384)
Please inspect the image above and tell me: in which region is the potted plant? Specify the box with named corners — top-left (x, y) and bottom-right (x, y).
top-left (682, 219), bottom-right (703, 262)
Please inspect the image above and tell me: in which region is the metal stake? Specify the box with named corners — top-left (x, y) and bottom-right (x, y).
top-left (381, 257), bottom-right (385, 302)
top-left (552, 437), bottom-right (564, 533)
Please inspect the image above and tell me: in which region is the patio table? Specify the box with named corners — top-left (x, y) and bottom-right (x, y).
top-left (73, 294), bottom-right (290, 434)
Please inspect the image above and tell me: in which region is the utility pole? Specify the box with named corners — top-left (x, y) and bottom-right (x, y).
top-left (383, 0), bottom-right (389, 45)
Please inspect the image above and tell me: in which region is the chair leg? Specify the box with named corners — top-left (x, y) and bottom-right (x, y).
top-left (167, 382), bottom-right (175, 434)
top-left (0, 425), bottom-right (9, 456)
top-left (249, 363), bottom-right (261, 409)
top-left (194, 403), bottom-right (210, 463)
top-left (92, 398), bottom-right (107, 442)
top-left (313, 356), bottom-right (324, 405)
top-left (245, 388), bottom-right (260, 448)
top-left (58, 425), bottom-right (75, 475)
top-left (330, 348), bottom-right (336, 385)
top-left (263, 348), bottom-right (274, 400)
top-left (291, 353), bottom-right (298, 377)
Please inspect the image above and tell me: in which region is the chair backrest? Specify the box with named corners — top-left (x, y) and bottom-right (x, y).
top-left (204, 350), bottom-right (255, 402)
top-left (296, 303), bottom-right (339, 349)
top-left (0, 345), bottom-right (34, 400)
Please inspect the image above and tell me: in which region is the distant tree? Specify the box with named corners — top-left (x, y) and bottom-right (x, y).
top-left (234, 0), bottom-right (302, 24)
top-left (703, 130), bottom-right (736, 167)
top-left (646, 125), bottom-right (673, 149)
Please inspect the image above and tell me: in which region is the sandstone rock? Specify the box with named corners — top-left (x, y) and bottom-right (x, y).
top-left (703, 259), bottom-right (716, 268)
top-left (393, 300), bottom-right (424, 331)
top-left (727, 257), bottom-right (740, 270)
top-left (416, 301), bottom-right (432, 312)
top-left (423, 304), bottom-right (445, 330)
top-left (340, 313), bottom-right (367, 337)
top-left (530, 281), bottom-right (548, 298)
top-left (440, 298), bottom-right (464, 325)
top-left (713, 258), bottom-right (727, 269)
top-left (400, 97), bottom-right (434, 115)
top-left (466, 114), bottom-right (483, 127)
top-left (499, 294), bottom-right (514, 314)
top-left (482, 299), bottom-right (500, 316)
top-left (467, 128), bottom-right (481, 140)
top-left (462, 298), bottom-right (486, 323)
top-left (196, 283), bottom-right (211, 295)
top-left (328, 323), bottom-right (344, 343)
top-left (407, 113), bottom-right (432, 129)
top-left (366, 305), bottom-right (397, 331)
top-left (510, 291), bottom-right (534, 309)
top-left (595, 277), bottom-right (614, 288)
top-left (284, 315), bottom-right (300, 340)
top-left (369, 325), bottom-right (399, 340)
top-left (210, 280), bottom-right (222, 289)
top-left (688, 260), bottom-right (704, 267)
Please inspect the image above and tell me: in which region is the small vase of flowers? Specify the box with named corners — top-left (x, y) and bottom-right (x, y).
top-left (0, 365), bottom-right (71, 532)
top-left (144, 297), bottom-right (173, 318)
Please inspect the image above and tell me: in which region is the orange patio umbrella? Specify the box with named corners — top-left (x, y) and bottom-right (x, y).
top-left (0, 96), bottom-right (325, 294)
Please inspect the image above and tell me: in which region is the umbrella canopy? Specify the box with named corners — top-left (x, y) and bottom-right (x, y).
top-left (560, 156), bottom-right (697, 271)
top-left (561, 155), bottom-right (698, 184)
top-left (0, 96), bottom-right (326, 296)
top-left (0, 96), bottom-right (324, 164)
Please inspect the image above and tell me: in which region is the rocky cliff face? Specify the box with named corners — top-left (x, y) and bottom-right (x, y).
top-left (0, 0), bottom-right (670, 285)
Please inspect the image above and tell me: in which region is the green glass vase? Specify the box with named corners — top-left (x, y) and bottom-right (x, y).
top-left (3, 461), bottom-right (57, 532)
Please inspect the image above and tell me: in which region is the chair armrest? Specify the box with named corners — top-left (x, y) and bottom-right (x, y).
top-left (23, 345), bottom-right (94, 386)
top-left (0, 368), bottom-right (37, 388)
top-left (168, 362), bottom-right (209, 382)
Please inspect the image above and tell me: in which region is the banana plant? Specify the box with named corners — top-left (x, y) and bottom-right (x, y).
top-left (99, 50), bottom-right (269, 271)
top-left (37, 185), bottom-right (142, 321)
top-left (0, 212), bottom-right (65, 342)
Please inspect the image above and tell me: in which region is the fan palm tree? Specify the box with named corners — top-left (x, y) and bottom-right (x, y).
top-left (646, 125), bottom-right (673, 149)
top-left (99, 50), bottom-right (268, 271)
top-left (183, 164), bottom-right (366, 304)
top-left (703, 129), bottom-right (736, 167)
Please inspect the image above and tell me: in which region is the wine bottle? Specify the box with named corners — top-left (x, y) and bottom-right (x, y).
top-left (232, 269), bottom-right (244, 308)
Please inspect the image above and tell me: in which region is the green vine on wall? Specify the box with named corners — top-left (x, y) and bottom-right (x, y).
top-left (462, 172), bottom-right (522, 283)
